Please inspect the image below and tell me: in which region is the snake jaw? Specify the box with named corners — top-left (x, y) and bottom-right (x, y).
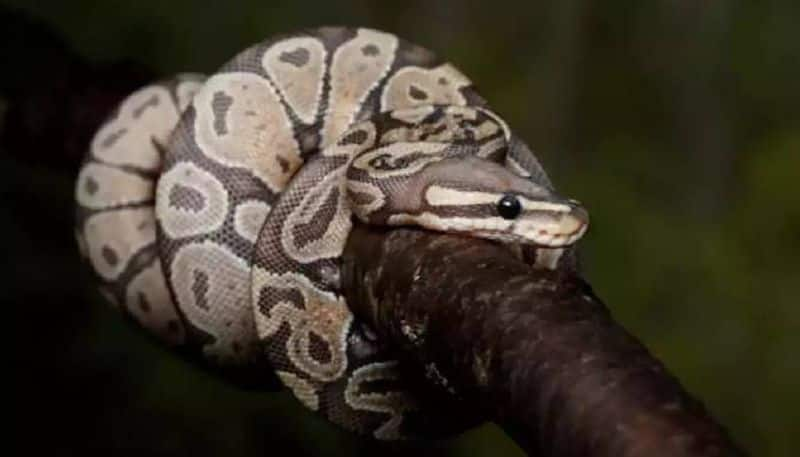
top-left (510, 203), bottom-right (589, 247)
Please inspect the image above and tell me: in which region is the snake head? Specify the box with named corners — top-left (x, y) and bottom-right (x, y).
top-left (349, 153), bottom-right (589, 248)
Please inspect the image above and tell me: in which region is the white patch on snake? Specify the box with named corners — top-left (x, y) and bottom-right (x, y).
top-left (425, 185), bottom-right (497, 206)
top-left (126, 260), bottom-right (186, 346)
top-left (506, 155), bottom-right (532, 178)
top-left (380, 63), bottom-right (470, 112)
top-left (346, 180), bottom-right (386, 217)
top-left (280, 168), bottom-right (353, 263)
top-left (76, 163), bottom-right (153, 209)
top-left (175, 74), bottom-right (205, 112)
top-left (351, 142), bottom-right (449, 179)
top-left (276, 370), bottom-right (319, 411)
top-left (343, 361), bottom-right (418, 440)
top-left (170, 241), bottom-right (255, 364)
top-left (534, 248), bottom-right (564, 270)
top-left (156, 161), bottom-right (228, 239)
top-left (389, 105), bottom-right (435, 124)
top-left (262, 37), bottom-right (326, 124)
top-left (91, 85), bottom-right (179, 171)
top-left (233, 200), bottom-right (271, 243)
top-left (193, 72), bottom-right (302, 192)
top-left (320, 28), bottom-right (398, 147)
top-left (444, 105), bottom-right (478, 120)
top-left (251, 268), bottom-right (351, 382)
top-left (473, 120), bottom-right (501, 140)
top-left (83, 207), bottom-right (154, 280)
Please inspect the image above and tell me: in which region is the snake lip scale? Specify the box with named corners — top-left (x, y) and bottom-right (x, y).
top-left (74, 26), bottom-right (589, 439)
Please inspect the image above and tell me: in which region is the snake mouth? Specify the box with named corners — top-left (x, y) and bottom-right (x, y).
top-left (472, 221), bottom-right (586, 248)
top-left (507, 204), bottom-right (590, 247)
top-left (525, 220), bottom-right (588, 247)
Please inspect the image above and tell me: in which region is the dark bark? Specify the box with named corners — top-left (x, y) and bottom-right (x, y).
top-left (342, 225), bottom-right (746, 457)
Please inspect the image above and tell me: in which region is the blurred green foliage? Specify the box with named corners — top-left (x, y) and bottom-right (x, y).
top-left (4, 0), bottom-right (798, 456)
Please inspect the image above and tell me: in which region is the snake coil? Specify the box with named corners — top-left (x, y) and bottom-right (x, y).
top-left (75, 27), bottom-right (588, 439)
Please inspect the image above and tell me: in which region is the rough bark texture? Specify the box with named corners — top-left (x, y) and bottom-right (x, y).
top-left (342, 224), bottom-right (746, 457)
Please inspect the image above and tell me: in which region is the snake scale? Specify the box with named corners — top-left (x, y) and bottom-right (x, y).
top-left (74, 27), bottom-right (588, 439)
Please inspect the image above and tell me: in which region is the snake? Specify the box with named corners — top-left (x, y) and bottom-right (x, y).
top-left (74, 26), bottom-right (588, 439)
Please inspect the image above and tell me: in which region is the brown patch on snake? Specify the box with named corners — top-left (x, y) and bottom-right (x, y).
top-left (279, 47), bottom-right (310, 67)
top-left (168, 184), bottom-right (206, 212)
top-left (136, 292), bottom-right (151, 313)
top-left (100, 129), bottom-right (127, 148)
top-left (408, 85), bottom-right (428, 101)
top-left (338, 129), bottom-right (369, 146)
top-left (211, 91), bottom-right (234, 135)
top-left (84, 177), bottom-right (99, 195)
top-left (101, 246), bottom-right (119, 267)
top-left (132, 94), bottom-right (160, 119)
top-left (191, 270), bottom-right (211, 311)
top-left (361, 44), bottom-right (380, 56)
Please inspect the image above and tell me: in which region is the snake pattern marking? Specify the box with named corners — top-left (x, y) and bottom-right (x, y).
top-left (75, 27), bottom-right (588, 439)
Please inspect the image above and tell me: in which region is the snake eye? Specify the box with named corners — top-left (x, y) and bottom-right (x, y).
top-left (497, 194), bottom-right (522, 220)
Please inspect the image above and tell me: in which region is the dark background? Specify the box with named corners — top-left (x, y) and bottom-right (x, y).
top-left (3, 1), bottom-right (798, 456)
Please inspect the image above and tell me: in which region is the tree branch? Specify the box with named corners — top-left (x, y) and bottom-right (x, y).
top-left (342, 224), bottom-right (746, 456)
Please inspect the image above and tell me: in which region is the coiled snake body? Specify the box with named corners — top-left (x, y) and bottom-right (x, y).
top-left (75, 27), bottom-right (588, 439)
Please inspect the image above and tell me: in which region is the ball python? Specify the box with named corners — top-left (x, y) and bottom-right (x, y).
top-left (74, 26), bottom-right (588, 439)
